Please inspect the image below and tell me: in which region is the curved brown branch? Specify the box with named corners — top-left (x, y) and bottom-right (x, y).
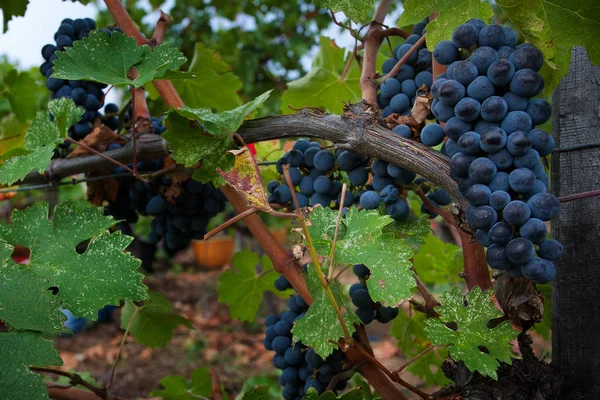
top-left (33, 367), bottom-right (106, 398)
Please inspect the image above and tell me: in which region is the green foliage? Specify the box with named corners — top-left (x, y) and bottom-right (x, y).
top-left (0, 1), bottom-right (27, 32)
top-left (0, 331), bottom-right (63, 400)
top-left (391, 311), bottom-right (449, 385)
top-left (52, 31), bottom-right (187, 88)
top-left (496, 0), bottom-right (600, 96)
top-left (163, 91), bottom-right (271, 184)
top-left (0, 201), bottom-right (147, 333)
top-left (241, 388), bottom-right (270, 400)
top-left (0, 98), bottom-right (83, 186)
top-left (383, 213), bottom-right (432, 253)
top-left (151, 367), bottom-right (212, 399)
top-left (313, 0), bottom-right (373, 22)
top-left (235, 375), bottom-right (281, 400)
top-left (303, 387), bottom-right (364, 399)
top-left (281, 37), bottom-right (361, 114)
top-left (308, 207), bottom-right (415, 307)
top-left (413, 234), bottom-right (463, 285)
top-left (399, 0), bottom-right (494, 51)
top-left (121, 291), bottom-right (192, 348)
top-left (292, 265), bottom-right (360, 358)
top-left (170, 42), bottom-right (242, 111)
top-left (3, 69), bottom-right (44, 122)
top-left (218, 250), bottom-right (282, 321)
top-left (425, 287), bottom-right (519, 380)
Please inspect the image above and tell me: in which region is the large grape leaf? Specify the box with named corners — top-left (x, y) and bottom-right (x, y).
top-left (280, 37), bottom-right (361, 114)
top-left (1, 1), bottom-right (27, 32)
top-left (217, 250), bottom-right (280, 322)
top-left (292, 266), bottom-right (360, 358)
top-left (151, 368), bottom-right (212, 400)
top-left (162, 110), bottom-right (234, 186)
top-left (0, 331), bottom-right (63, 400)
top-left (51, 31), bottom-right (187, 88)
top-left (313, 0), bottom-right (373, 23)
top-left (399, 0), bottom-right (494, 51)
top-left (0, 99), bottom-right (83, 185)
top-left (0, 115), bottom-right (29, 155)
top-left (308, 207), bottom-right (415, 307)
top-left (496, 0), bottom-right (600, 96)
top-left (172, 42), bottom-right (242, 111)
top-left (413, 234), bottom-right (463, 285)
top-left (425, 287), bottom-right (519, 380)
top-left (174, 90), bottom-right (271, 136)
top-left (121, 291), bottom-right (192, 348)
top-left (242, 388), bottom-right (270, 400)
top-left (303, 387), bottom-right (364, 400)
top-left (0, 202), bottom-right (147, 333)
top-left (391, 311), bottom-right (449, 386)
top-left (3, 69), bottom-right (43, 122)
top-left (383, 213), bottom-right (432, 253)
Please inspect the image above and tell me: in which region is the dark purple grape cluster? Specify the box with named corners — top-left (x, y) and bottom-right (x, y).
top-left (431, 19), bottom-right (561, 283)
top-left (350, 264), bottom-right (399, 324)
top-left (39, 18), bottom-right (120, 141)
top-left (267, 139), bottom-right (418, 223)
top-left (378, 17), bottom-right (432, 119)
top-left (264, 275), bottom-right (349, 399)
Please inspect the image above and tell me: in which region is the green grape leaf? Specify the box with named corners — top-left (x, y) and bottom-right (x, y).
top-left (292, 265), bottom-right (360, 359)
top-left (0, 201), bottom-right (147, 333)
top-left (313, 0), bottom-right (373, 23)
top-left (162, 110), bottom-right (234, 186)
top-left (52, 31), bottom-right (187, 88)
top-left (399, 0), bottom-right (494, 51)
top-left (121, 291), bottom-right (192, 348)
top-left (413, 234), bottom-right (463, 285)
top-left (303, 387), bottom-right (364, 400)
top-left (383, 213), bottom-right (432, 253)
top-left (172, 42), bottom-right (242, 112)
top-left (425, 287), bottom-right (519, 380)
top-left (496, 0), bottom-right (600, 96)
top-left (151, 368), bottom-right (212, 400)
top-left (308, 207), bottom-right (415, 307)
top-left (0, 114), bottom-right (29, 155)
top-left (241, 388), bottom-right (270, 400)
top-left (391, 311), bottom-right (449, 386)
top-left (3, 69), bottom-right (40, 122)
top-left (281, 37), bottom-right (361, 114)
top-left (174, 90), bottom-right (271, 136)
top-left (0, 331), bottom-right (63, 400)
top-left (0, 99), bottom-right (83, 185)
top-left (217, 250), bottom-right (278, 321)
top-left (1, 1), bottom-right (28, 32)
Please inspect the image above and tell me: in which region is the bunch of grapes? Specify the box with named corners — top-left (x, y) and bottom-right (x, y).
top-left (428, 19), bottom-right (561, 283)
top-left (267, 138), bottom-right (424, 223)
top-left (40, 18), bottom-right (119, 141)
top-left (350, 264), bottom-right (399, 324)
top-left (265, 275), bottom-right (349, 399)
top-left (378, 17), bottom-right (432, 119)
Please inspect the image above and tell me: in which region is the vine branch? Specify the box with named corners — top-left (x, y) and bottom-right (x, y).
top-left (32, 367), bottom-right (107, 398)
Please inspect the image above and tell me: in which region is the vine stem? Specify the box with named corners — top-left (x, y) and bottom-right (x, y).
top-left (330, 10), bottom-right (361, 40)
top-left (46, 386), bottom-right (126, 400)
top-left (339, 52), bottom-right (355, 82)
top-left (31, 367), bottom-right (107, 398)
top-left (108, 308), bottom-right (137, 388)
top-left (391, 345), bottom-right (437, 375)
top-left (409, 184), bottom-right (457, 228)
top-left (64, 137), bottom-right (138, 177)
top-left (282, 165), bottom-right (352, 345)
top-left (327, 183), bottom-right (347, 282)
top-left (559, 189), bottom-right (600, 202)
top-left (377, 34), bottom-right (427, 84)
top-left (204, 207), bottom-right (259, 240)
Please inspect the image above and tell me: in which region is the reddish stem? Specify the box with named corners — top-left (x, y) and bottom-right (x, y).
top-left (103, 0), bottom-right (150, 45)
top-left (65, 137), bottom-right (137, 176)
top-left (412, 186), bottom-right (457, 228)
top-left (559, 189), bottom-right (600, 203)
top-left (378, 34), bottom-right (427, 83)
top-left (151, 11), bottom-right (171, 46)
top-left (459, 229), bottom-right (492, 290)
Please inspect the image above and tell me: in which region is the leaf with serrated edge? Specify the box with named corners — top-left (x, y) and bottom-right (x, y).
top-left (308, 207), bottom-right (415, 307)
top-left (175, 90), bottom-right (271, 136)
top-left (313, 0), bottom-right (373, 22)
top-left (162, 110), bottom-right (234, 186)
top-left (121, 291), bottom-right (192, 348)
top-left (303, 387), bottom-right (364, 400)
top-left (172, 42), bottom-right (242, 112)
top-left (425, 287), bottom-right (519, 380)
top-left (399, 0), bottom-right (493, 52)
top-left (281, 37), bottom-right (361, 114)
top-left (51, 31), bottom-right (186, 88)
top-left (217, 250), bottom-right (278, 321)
top-left (1, 2), bottom-right (27, 32)
top-left (496, 0), bottom-right (600, 96)
top-left (0, 202), bottom-right (147, 330)
top-left (0, 331), bottom-right (63, 400)
top-left (241, 388), bottom-right (270, 400)
top-left (292, 265), bottom-right (360, 359)
top-left (151, 367), bottom-right (212, 399)
top-left (47, 98), bottom-right (85, 139)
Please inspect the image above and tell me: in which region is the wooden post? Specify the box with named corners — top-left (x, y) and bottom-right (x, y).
top-left (551, 46), bottom-right (600, 399)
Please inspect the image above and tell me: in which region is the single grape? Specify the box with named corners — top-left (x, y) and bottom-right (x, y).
top-left (470, 46), bottom-right (499, 75)
top-left (480, 126), bottom-right (507, 152)
top-left (527, 193), bottom-right (560, 221)
top-left (392, 124), bottom-right (412, 138)
top-left (452, 24), bottom-right (478, 48)
top-left (477, 25), bottom-right (506, 49)
top-left (433, 40), bottom-right (459, 65)
top-left (466, 184), bottom-right (491, 206)
top-left (489, 190), bottom-right (511, 211)
top-left (522, 257), bottom-right (556, 284)
top-left (453, 61), bottom-right (479, 86)
top-left (468, 157), bottom-right (497, 184)
top-left (488, 221), bottom-right (513, 245)
top-left (466, 205), bottom-right (498, 229)
top-left (360, 191), bottom-right (380, 210)
top-left (421, 123), bottom-right (445, 146)
top-left (455, 97), bottom-right (482, 122)
top-left (480, 96), bottom-right (508, 123)
top-left (506, 237), bottom-right (536, 264)
top-left (510, 69), bottom-right (544, 97)
top-left (538, 239), bottom-right (563, 260)
top-left (503, 200), bottom-right (531, 226)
